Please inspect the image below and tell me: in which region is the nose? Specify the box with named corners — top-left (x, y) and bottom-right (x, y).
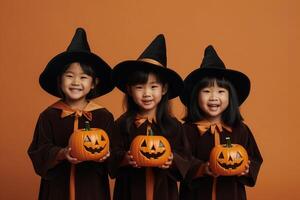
top-left (72, 77), bottom-right (80, 85)
top-left (143, 88), bottom-right (151, 97)
top-left (209, 92), bottom-right (218, 101)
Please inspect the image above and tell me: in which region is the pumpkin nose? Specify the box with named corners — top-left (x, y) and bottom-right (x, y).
top-left (95, 140), bottom-right (99, 145)
top-left (229, 156), bottom-right (233, 161)
top-left (151, 145), bottom-right (156, 151)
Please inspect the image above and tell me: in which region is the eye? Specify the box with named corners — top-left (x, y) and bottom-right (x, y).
top-left (84, 135), bottom-right (92, 142)
top-left (100, 135), bottom-right (105, 141)
top-left (202, 89), bottom-right (210, 93)
top-left (236, 152), bottom-right (242, 159)
top-left (64, 73), bottom-right (73, 78)
top-left (219, 89), bottom-right (226, 93)
top-left (151, 85), bottom-right (159, 89)
top-left (135, 85), bottom-right (143, 89)
top-left (141, 140), bottom-right (147, 147)
top-left (159, 141), bottom-right (165, 148)
top-left (218, 152), bottom-right (224, 159)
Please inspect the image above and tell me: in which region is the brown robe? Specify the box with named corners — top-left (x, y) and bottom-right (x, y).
top-left (109, 113), bottom-right (190, 200)
top-left (28, 103), bottom-right (114, 200)
top-left (179, 122), bottom-right (263, 200)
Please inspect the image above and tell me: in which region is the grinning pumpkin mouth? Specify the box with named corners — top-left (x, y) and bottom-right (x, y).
top-left (140, 150), bottom-right (166, 159)
top-left (84, 144), bottom-right (106, 154)
top-left (217, 160), bottom-right (243, 169)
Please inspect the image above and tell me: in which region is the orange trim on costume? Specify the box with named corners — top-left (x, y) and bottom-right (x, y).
top-left (134, 114), bottom-right (156, 200)
top-left (51, 100), bottom-right (102, 200)
top-left (134, 114), bottom-right (156, 128)
top-left (146, 168), bottom-right (154, 200)
top-left (194, 120), bottom-right (232, 200)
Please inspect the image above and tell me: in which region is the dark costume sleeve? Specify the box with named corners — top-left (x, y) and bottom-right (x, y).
top-left (180, 123), bottom-right (206, 184)
top-left (166, 119), bottom-right (191, 181)
top-left (108, 115), bottom-right (128, 178)
top-left (179, 122), bottom-right (263, 200)
top-left (28, 111), bottom-right (63, 179)
top-left (237, 123), bottom-right (263, 187)
top-left (109, 115), bottom-right (192, 200)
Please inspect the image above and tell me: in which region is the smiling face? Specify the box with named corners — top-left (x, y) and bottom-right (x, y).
top-left (128, 73), bottom-right (167, 116)
top-left (60, 62), bottom-right (95, 107)
top-left (130, 135), bottom-right (171, 167)
top-left (198, 80), bottom-right (229, 123)
top-left (69, 128), bottom-right (110, 161)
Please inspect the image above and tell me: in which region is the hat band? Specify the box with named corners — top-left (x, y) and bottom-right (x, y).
top-left (138, 58), bottom-right (164, 67)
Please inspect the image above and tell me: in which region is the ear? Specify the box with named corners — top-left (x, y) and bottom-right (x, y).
top-left (91, 78), bottom-right (99, 89)
top-left (162, 84), bottom-right (168, 95)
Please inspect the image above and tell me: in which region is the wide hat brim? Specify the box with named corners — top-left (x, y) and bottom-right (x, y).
top-left (113, 60), bottom-right (184, 99)
top-left (39, 51), bottom-right (114, 98)
top-left (180, 67), bottom-right (250, 105)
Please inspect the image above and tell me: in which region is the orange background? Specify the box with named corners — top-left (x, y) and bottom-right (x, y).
top-left (0, 0), bottom-right (298, 199)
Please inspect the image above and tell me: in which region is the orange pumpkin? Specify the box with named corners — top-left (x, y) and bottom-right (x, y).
top-left (209, 137), bottom-right (248, 176)
top-left (69, 121), bottom-right (109, 161)
top-left (130, 127), bottom-right (171, 167)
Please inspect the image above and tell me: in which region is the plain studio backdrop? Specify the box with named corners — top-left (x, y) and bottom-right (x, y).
top-left (0, 0), bottom-right (298, 199)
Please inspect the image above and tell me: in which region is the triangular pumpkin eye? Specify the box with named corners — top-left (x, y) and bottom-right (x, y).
top-left (84, 135), bottom-right (92, 142)
top-left (101, 135), bottom-right (105, 141)
top-left (219, 152), bottom-right (224, 159)
top-left (236, 152), bottom-right (242, 159)
top-left (141, 140), bottom-right (147, 147)
top-left (159, 141), bottom-right (165, 148)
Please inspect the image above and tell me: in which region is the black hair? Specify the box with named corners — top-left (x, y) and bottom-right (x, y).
top-left (57, 62), bottom-right (98, 99)
top-left (123, 70), bottom-right (175, 136)
top-left (184, 76), bottom-right (243, 126)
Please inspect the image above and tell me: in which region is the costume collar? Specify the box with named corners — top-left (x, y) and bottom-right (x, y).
top-left (50, 100), bottom-right (103, 121)
top-left (134, 114), bottom-right (156, 128)
top-left (193, 120), bottom-right (232, 135)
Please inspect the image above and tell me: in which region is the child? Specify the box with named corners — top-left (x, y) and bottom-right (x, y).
top-left (179, 45), bottom-right (263, 200)
top-left (109, 34), bottom-right (190, 200)
top-left (28, 28), bottom-right (114, 200)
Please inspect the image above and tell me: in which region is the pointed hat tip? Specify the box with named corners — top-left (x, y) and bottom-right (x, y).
top-left (153, 34), bottom-right (165, 43)
top-left (204, 45), bottom-right (216, 54)
top-left (75, 27), bottom-right (86, 34)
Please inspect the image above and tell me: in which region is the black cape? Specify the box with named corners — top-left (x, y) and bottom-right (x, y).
top-left (179, 122), bottom-right (263, 200)
top-left (28, 105), bottom-right (114, 200)
top-left (109, 113), bottom-right (190, 200)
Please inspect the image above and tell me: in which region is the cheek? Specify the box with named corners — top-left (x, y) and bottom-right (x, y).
top-left (131, 91), bottom-right (143, 103)
top-left (198, 95), bottom-right (207, 108)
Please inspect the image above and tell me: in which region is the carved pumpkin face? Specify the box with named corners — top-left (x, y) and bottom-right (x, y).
top-left (69, 128), bottom-right (109, 161)
top-left (209, 137), bottom-right (248, 176)
top-left (130, 133), bottom-right (171, 167)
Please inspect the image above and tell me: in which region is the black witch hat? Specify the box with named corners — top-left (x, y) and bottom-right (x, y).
top-left (180, 45), bottom-right (250, 105)
top-left (39, 28), bottom-right (114, 98)
top-left (112, 34), bottom-right (183, 99)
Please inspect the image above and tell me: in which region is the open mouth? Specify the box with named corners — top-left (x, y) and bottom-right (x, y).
top-left (140, 150), bottom-right (166, 159)
top-left (84, 144), bottom-right (106, 154)
top-left (217, 160), bottom-right (243, 169)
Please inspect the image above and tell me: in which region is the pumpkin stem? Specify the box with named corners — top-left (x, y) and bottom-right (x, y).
top-left (225, 137), bottom-right (232, 147)
top-left (84, 121), bottom-right (90, 131)
top-left (147, 126), bottom-right (154, 136)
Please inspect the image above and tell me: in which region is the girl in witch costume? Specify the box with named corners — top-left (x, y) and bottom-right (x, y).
top-left (109, 34), bottom-right (190, 200)
top-left (28, 28), bottom-right (114, 200)
top-left (179, 45), bottom-right (263, 200)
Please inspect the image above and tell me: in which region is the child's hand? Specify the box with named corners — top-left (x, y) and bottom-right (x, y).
top-left (64, 147), bottom-right (82, 164)
top-left (159, 153), bottom-right (173, 169)
top-left (126, 151), bottom-right (140, 168)
top-left (204, 162), bottom-right (219, 177)
top-left (238, 160), bottom-right (251, 176)
top-left (97, 151), bottom-right (110, 162)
